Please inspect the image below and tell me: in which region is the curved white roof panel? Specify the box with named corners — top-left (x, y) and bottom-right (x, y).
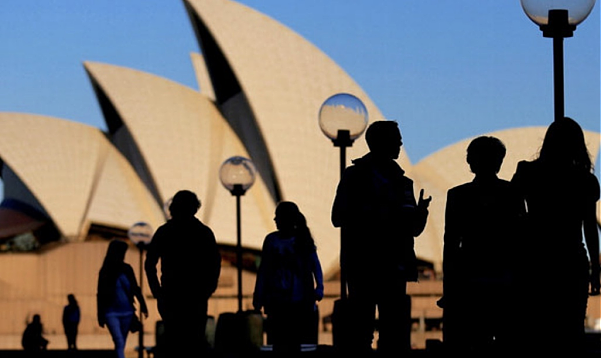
top-left (84, 61), bottom-right (275, 249)
top-left (0, 113), bottom-right (165, 240)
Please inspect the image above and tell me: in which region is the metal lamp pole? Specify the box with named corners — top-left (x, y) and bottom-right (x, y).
top-left (332, 129), bottom-right (353, 300)
top-left (230, 183), bottom-right (246, 312)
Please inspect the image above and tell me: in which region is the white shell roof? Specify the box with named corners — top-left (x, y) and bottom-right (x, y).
top-left (84, 61), bottom-right (276, 249)
top-left (0, 113), bottom-right (165, 239)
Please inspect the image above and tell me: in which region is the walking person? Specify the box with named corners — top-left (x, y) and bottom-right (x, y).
top-left (62, 293), bottom-right (80, 350)
top-left (441, 136), bottom-right (524, 355)
top-left (97, 239), bottom-right (148, 358)
top-left (253, 201), bottom-right (324, 355)
top-left (145, 190), bottom-right (221, 357)
top-left (331, 120), bottom-right (431, 356)
top-left (511, 117), bottom-right (600, 354)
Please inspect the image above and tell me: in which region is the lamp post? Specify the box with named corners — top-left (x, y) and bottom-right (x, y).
top-left (318, 93), bottom-right (368, 300)
top-left (127, 221), bottom-right (153, 358)
top-left (219, 156), bottom-right (257, 312)
top-left (520, 0), bottom-right (596, 121)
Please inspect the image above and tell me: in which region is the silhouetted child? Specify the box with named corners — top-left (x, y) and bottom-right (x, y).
top-left (253, 201), bottom-right (324, 355)
top-left (22, 314), bottom-right (48, 351)
top-left (442, 136), bottom-right (523, 355)
top-left (62, 293), bottom-right (80, 350)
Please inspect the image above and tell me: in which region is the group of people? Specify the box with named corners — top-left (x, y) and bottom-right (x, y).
top-left (22, 294), bottom-right (80, 352)
top-left (94, 117), bottom-right (599, 357)
top-left (441, 117), bottom-right (600, 356)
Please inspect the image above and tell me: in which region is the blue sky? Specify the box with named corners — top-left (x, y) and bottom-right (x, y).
top-left (0, 0), bottom-right (599, 171)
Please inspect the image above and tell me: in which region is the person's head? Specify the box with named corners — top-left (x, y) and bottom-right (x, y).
top-left (169, 190), bottom-right (201, 218)
top-left (32, 314), bottom-right (41, 324)
top-left (274, 201), bottom-right (304, 232)
top-left (538, 117), bottom-right (593, 172)
top-left (67, 294), bottom-right (77, 305)
top-left (466, 136), bottom-right (506, 176)
top-left (274, 201), bottom-right (316, 252)
top-left (103, 239), bottom-right (128, 266)
top-left (365, 120), bottom-right (402, 160)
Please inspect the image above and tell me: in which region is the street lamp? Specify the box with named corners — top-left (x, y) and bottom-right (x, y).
top-left (127, 221), bottom-right (154, 358)
top-left (318, 93), bottom-right (368, 300)
top-left (219, 156), bottom-right (257, 312)
top-left (520, 0), bottom-right (596, 121)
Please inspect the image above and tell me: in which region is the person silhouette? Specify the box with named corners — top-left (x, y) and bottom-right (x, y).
top-left (145, 190), bottom-right (221, 357)
top-left (253, 201), bottom-right (324, 355)
top-left (510, 117), bottom-right (600, 354)
top-left (441, 136), bottom-right (524, 355)
top-left (331, 120), bottom-right (431, 356)
top-left (97, 240), bottom-right (148, 358)
top-left (62, 293), bottom-right (80, 350)
top-left (22, 314), bottom-right (48, 352)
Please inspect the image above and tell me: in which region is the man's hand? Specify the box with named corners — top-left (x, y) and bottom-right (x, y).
top-left (590, 265), bottom-right (601, 296)
top-left (418, 189), bottom-right (432, 210)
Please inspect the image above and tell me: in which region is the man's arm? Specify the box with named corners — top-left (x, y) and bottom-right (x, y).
top-left (144, 230), bottom-right (163, 299)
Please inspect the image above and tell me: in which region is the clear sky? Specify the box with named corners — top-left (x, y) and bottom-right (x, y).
top-left (0, 0), bottom-right (600, 170)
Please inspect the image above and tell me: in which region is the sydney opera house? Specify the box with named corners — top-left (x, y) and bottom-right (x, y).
top-left (0, 0), bottom-right (599, 349)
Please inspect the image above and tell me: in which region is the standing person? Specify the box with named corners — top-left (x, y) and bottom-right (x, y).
top-left (62, 293), bottom-right (80, 350)
top-left (97, 240), bottom-right (148, 358)
top-left (22, 314), bottom-right (48, 352)
top-left (253, 201), bottom-right (324, 355)
top-left (511, 117), bottom-right (600, 354)
top-left (331, 120), bottom-right (431, 356)
top-left (145, 190), bottom-right (221, 357)
top-left (442, 136), bottom-right (524, 355)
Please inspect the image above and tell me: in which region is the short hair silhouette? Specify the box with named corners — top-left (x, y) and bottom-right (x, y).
top-left (466, 136), bottom-right (506, 175)
top-left (365, 120), bottom-right (400, 152)
top-left (169, 190), bottom-right (201, 218)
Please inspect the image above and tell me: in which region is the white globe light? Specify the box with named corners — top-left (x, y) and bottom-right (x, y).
top-left (318, 93), bottom-right (369, 142)
top-left (520, 0), bottom-right (596, 26)
top-left (219, 156), bottom-right (256, 193)
top-left (128, 222), bottom-right (153, 245)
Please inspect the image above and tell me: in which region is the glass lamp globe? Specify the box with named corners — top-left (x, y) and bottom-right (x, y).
top-left (219, 156), bottom-right (257, 194)
top-left (318, 93), bottom-right (369, 143)
top-left (128, 222), bottom-right (153, 246)
top-left (520, 0), bottom-right (596, 26)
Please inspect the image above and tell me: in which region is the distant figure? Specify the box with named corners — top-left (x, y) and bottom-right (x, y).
top-left (253, 201), bottom-right (324, 354)
top-left (97, 240), bottom-right (148, 358)
top-left (442, 136), bottom-right (524, 355)
top-left (331, 120), bottom-right (431, 356)
top-left (145, 190), bottom-right (221, 357)
top-left (62, 293), bottom-right (80, 350)
top-left (22, 314), bottom-right (48, 352)
top-left (510, 117), bottom-right (600, 354)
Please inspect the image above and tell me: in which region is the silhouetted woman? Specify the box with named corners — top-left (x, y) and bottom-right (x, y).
top-left (62, 293), bottom-right (80, 350)
top-left (253, 201), bottom-right (324, 355)
top-left (511, 117), bottom-right (600, 354)
top-left (97, 240), bottom-right (148, 358)
top-left (22, 314), bottom-right (48, 352)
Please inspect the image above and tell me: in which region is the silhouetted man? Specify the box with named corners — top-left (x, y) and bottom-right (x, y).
top-left (442, 136), bottom-right (523, 355)
top-left (145, 190), bottom-right (221, 357)
top-left (332, 120), bottom-right (431, 356)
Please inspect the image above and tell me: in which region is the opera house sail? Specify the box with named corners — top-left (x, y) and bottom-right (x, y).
top-left (0, 0), bottom-right (598, 344)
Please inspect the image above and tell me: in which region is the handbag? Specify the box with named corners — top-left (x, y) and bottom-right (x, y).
top-left (130, 315), bottom-right (142, 333)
